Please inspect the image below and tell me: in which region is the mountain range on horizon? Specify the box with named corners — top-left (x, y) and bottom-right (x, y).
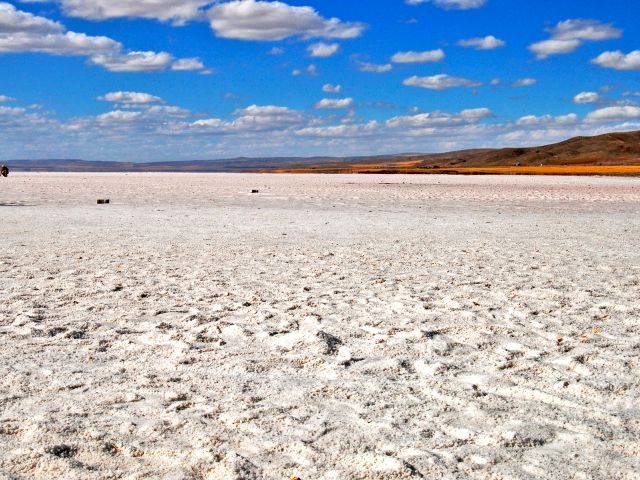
top-left (4, 130), bottom-right (640, 175)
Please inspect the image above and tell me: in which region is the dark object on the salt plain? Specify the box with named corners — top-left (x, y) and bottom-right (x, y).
top-left (45, 444), bottom-right (77, 458)
top-left (0, 165), bottom-right (8, 177)
top-left (97, 199), bottom-right (110, 204)
top-left (251, 189), bottom-right (259, 193)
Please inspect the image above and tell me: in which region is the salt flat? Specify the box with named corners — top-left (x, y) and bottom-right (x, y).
top-left (1, 173), bottom-right (639, 480)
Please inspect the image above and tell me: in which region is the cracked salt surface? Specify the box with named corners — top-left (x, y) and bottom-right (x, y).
top-left (0, 173), bottom-right (639, 479)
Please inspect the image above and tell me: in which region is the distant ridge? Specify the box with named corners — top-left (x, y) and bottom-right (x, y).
top-left (5, 156), bottom-right (394, 173)
top-left (5, 131), bottom-right (640, 174)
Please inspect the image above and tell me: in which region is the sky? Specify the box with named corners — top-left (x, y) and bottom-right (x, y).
top-left (0, 0), bottom-right (639, 162)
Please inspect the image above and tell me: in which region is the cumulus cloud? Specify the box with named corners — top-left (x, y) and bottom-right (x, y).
top-left (0, 31), bottom-right (119, 55)
top-left (357, 61), bottom-right (392, 73)
top-left (551, 19), bottom-right (622, 41)
top-left (308, 42), bottom-right (339, 58)
top-left (208, 0), bottom-right (365, 41)
top-left (0, 105), bottom-right (26, 116)
top-left (9, 88), bottom-right (640, 162)
top-left (49, 0), bottom-right (210, 23)
top-left (0, 103), bottom-right (52, 133)
top-left (516, 113), bottom-right (578, 126)
top-left (97, 91), bottom-right (164, 104)
top-left (406, 0), bottom-right (486, 10)
top-left (96, 109), bottom-right (143, 123)
top-left (322, 84), bottom-right (342, 93)
top-left (573, 92), bottom-right (600, 104)
top-left (192, 104), bottom-right (308, 132)
top-left (403, 74), bottom-right (481, 90)
top-left (529, 39), bottom-right (580, 59)
top-left (586, 106), bottom-right (640, 122)
top-left (591, 50), bottom-right (640, 71)
top-left (0, 2), bottom-right (200, 73)
top-left (314, 97), bottom-right (354, 109)
top-left (386, 108), bottom-right (493, 128)
top-left (90, 51), bottom-right (174, 72)
top-left (529, 19), bottom-right (622, 59)
top-left (390, 49), bottom-right (444, 64)
top-left (0, 2), bottom-right (63, 33)
top-left (295, 121), bottom-right (378, 137)
top-left (171, 57), bottom-right (206, 71)
top-left (457, 35), bottom-right (505, 50)
top-left (71, 103), bottom-right (190, 133)
top-left (0, 94), bottom-right (14, 102)
top-left (41, 0), bottom-right (368, 46)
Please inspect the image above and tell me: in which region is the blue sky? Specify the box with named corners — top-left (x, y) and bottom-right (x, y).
top-left (1, 0), bottom-right (639, 161)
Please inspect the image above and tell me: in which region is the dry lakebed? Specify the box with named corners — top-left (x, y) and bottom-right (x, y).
top-left (1, 173), bottom-right (639, 479)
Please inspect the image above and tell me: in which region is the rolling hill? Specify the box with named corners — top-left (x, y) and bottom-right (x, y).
top-left (4, 131), bottom-right (640, 175)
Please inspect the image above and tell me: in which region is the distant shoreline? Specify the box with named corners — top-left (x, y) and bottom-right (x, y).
top-left (7, 165), bottom-right (640, 176)
top-left (263, 165), bottom-right (640, 176)
top-left (4, 130), bottom-right (640, 175)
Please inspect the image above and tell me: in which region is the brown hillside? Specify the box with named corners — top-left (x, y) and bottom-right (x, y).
top-left (413, 131), bottom-right (640, 168)
top-left (8, 130), bottom-right (640, 176)
top-left (267, 131), bottom-right (640, 175)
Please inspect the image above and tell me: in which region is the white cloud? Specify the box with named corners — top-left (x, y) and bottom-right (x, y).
top-left (308, 42), bottom-right (339, 58)
top-left (511, 78), bottom-right (537, 87)
top-left (0, 104), bottom-right (52, 133)
top-left (457, 35), bottom-right (505, 50)
top-left (9, 89), bottom-right (640, 162)
top-left (403, 74), bottom-right (481, 90)
top-left (98, 91), bottom-right (163, 104)
top-left (0, 94), bottom-right (13, 102)
top-left (573, 92), bottom-right (600, 104)
top-left (96, 110), bottom-right (143, 123)
top-left (586, 106), bottom-right (640, 122)
top-left (591, 50), bottom-right (640, 71)
top-left (406, 0), bottom-right (486, 10)
top-left (490, 78), bottom-right (501, 86)
top-left (0, 30), bottom-right (121, 56)
top-left (90, 51), bottom-right (174, 72)
top-left (144, 105), bottom-right (191, 117)
top-left (386, 108), bottom-right (492, 128)
top-left (390, 49), bottom-right (444, 64)
top-left (295, 121), bottom-right (378, 137)
top-left (0, 105), bottom-right (26, 116)
top-left (192, 104), bottom-right (308, 132)
top-left (0, 2), bottom-right (63, 33)
top-left (516, 113), bottom-right (578, 126)
top-left (551, 19), bottom-right (622, 42)
top-left (357, 61), bottom-right (392, 73)
top-left (50, 0), bottom-right (210, 23)
top-left (208, 0), bottom-right (365, 41)
top-left (86, 103), bottom-right (191, 128)
top-left (292, 64), bottom-right (318, 76)
top-left (529, 19), bottom-right (622, 59)
top-left (314, 97), bottom-right (354, 109)
top-left (0, 2), bottom-right (199, 74)
top-left (171, 57), bottom-right (205, 71)
top-left (322, 84), bottom-right (342, 93)
top-left (529, 39), bottom-right (581, 59)
top-left (237, 104), bottom-right (305, 121)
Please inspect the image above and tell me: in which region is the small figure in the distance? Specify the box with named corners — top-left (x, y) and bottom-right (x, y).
top-left (0, 166), bottom-right (8, 177)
